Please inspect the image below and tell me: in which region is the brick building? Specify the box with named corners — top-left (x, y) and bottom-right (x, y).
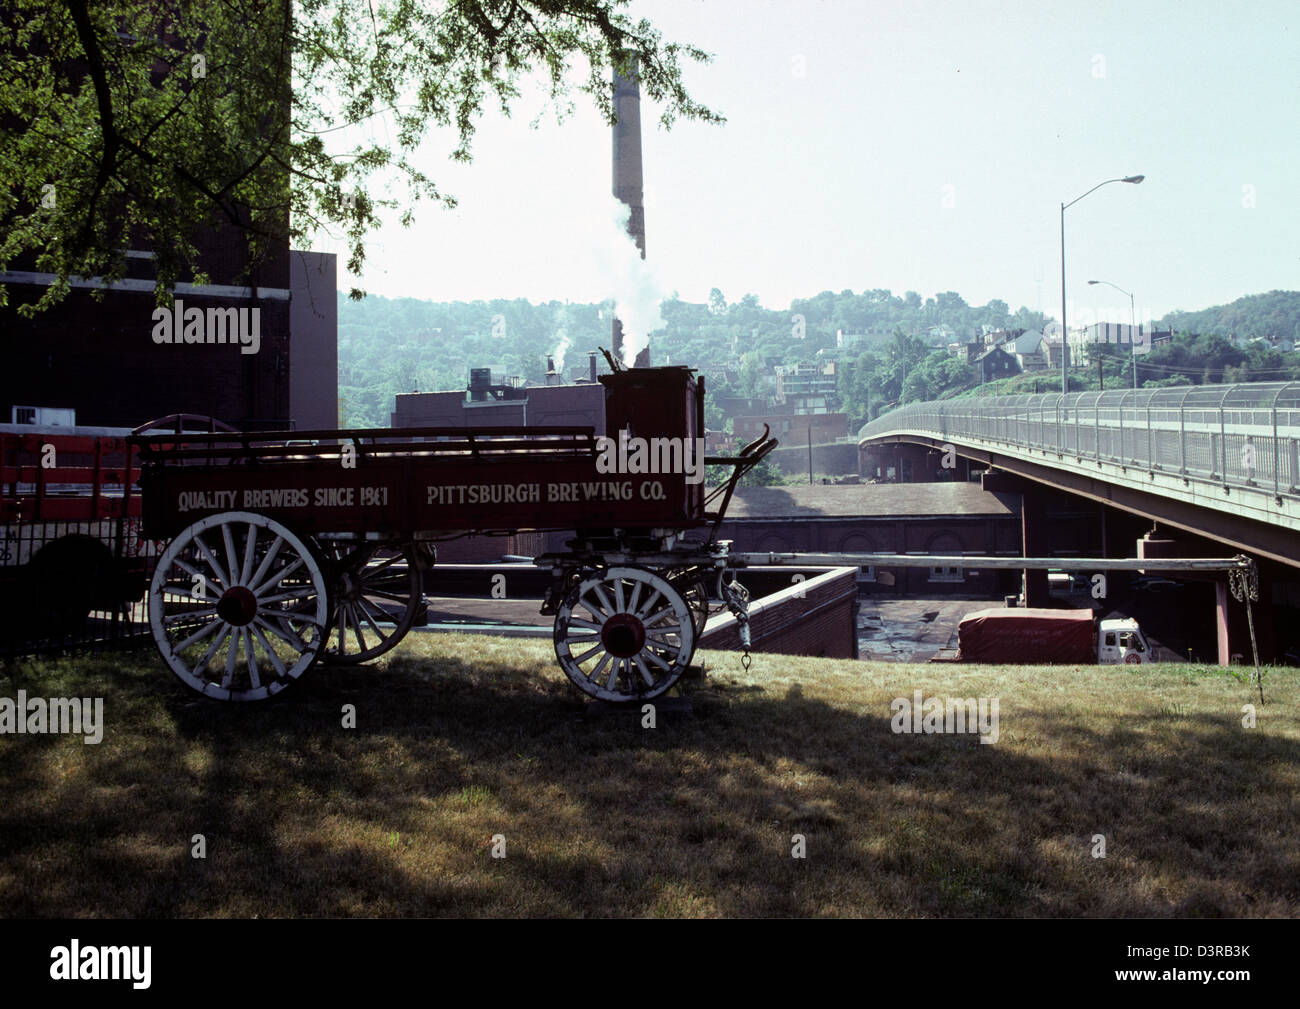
top-left (734, 412), bottom-right (850, 444)
top-left (776, 361), bottom-right (839, 405)
top-left (1, 249), bottom-right (337, 431)
top-left (391, 376), bottom-right (606, 430)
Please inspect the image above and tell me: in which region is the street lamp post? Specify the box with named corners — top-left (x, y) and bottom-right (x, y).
top-left (1059, 175), bottom-right (1144, 393)
top-left (1088, 279), bottom-right (1138, 389)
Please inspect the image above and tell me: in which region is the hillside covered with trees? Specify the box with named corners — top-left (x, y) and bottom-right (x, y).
top-left (337, 289), bottom-right (1300, 429)
top-left (1160, 291), bottom-right (1300, 345)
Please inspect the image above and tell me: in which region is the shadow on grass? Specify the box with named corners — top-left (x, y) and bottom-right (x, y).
top-left (0, 646), bottom-right (1295, 917)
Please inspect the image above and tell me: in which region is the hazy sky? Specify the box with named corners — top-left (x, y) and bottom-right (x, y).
top-left (310, 0), bottom-right (1299, 323)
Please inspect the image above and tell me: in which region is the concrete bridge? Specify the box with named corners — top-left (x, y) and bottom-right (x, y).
top-left (859, 382), bottom-right (1300, 663)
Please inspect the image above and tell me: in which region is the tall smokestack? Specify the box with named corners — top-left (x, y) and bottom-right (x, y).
top-left (612, 51), bottom-right (650, 368)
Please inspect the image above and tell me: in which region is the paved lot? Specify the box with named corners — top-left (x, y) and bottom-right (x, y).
top-left (856, 597), bottom-right (983, 662)
top-left (425, 596), bottom-right (549, 627)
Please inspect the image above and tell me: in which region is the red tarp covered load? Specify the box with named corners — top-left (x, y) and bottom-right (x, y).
top-left (956, 607), bottom-right (1095, 664)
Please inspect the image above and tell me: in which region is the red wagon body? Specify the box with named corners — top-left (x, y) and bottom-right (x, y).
top-left (130, 366), bottom-right (775, 704)
top-left (139, 366), bottom-right (707, 539)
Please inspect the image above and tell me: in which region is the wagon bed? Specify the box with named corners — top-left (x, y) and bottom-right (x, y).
top-left (135, 425), bottom-right (710, 540)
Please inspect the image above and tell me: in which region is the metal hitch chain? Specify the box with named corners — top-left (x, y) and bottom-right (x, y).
top-left (1228, 558), bottom-right (1265, 705)
top-left (721, 576), bottom-right (753, 670)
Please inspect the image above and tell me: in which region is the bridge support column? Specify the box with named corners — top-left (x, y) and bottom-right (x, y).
top-left (1022, 489), bottom-right (1050, 607)
top-left (1215, 574), bottom-right (1274, 666)
top-left (1216, 582), bottom-right (1240, 666)
top-left (1215, 578), bottom-right (1273, 666)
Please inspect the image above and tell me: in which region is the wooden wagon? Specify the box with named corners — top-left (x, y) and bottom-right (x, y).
top-left (131, 365), bottom-right (776, 703)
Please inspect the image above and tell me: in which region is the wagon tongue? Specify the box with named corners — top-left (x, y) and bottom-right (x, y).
top-left (216, 585), bottom-right (259, 626)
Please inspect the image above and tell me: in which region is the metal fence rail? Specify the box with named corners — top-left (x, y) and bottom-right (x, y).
top-left (0, 516), bottom-right (153, 658)
top-left (859, 381), bottom-right (1300, 500)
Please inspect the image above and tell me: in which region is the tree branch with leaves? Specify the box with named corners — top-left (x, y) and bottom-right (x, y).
top-left (0, 0), bottom-right (722, 314)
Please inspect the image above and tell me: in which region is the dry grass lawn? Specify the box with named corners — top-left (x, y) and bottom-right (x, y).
top-left (1, 635), bottom-right (1296, 917)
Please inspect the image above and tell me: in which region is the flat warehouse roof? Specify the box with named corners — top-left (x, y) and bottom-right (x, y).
top-left (717, 483), bottom-right (1021, 519)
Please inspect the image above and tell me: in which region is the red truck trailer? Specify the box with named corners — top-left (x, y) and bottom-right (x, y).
top-left (954, 607), bottom-right (1097, 664)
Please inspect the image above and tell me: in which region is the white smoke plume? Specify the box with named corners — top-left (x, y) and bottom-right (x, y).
top-left (601, 195), bottom-right (666, 366)
top-left (551, 324), bottom-right (571, 373)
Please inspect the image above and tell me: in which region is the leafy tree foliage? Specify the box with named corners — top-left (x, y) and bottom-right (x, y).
top-left (1160, 291), bottom-right (1300, 344)
top-left (0, 0), bottom-right (721, 314)
top-left (704, 459), bottom-right (788, 488)
top-left (1138, 331), bottom-right (1299, 385)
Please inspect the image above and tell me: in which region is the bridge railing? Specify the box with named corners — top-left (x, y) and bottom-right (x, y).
top-left (859, 381), bottom-right (1300, 499)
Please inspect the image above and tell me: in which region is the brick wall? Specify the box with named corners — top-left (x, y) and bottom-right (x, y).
top-left (735, 412), bottom-right (849, 444)
top-left (1, 285), bottom-right (291, 428)
top-left (766, 440), bottom-right (859, 477)
top-left (700, 567), bottom-right (859, 659)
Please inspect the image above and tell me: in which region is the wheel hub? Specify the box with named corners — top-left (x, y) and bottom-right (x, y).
top-left (216, 585), bottom-right (258, 626)
top-left (601, 612), bottom-right (646, 658)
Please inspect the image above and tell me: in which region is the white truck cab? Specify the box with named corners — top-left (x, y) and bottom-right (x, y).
top-left (1098, 617), bottom-right (1154, 665)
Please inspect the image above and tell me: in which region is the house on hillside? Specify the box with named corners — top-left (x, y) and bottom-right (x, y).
top-left (1005, 330), bottom-right (1047, 371)
top-left (975, 345), bottom-right (1019, 383)
top-left (982, 327), bottom-right (1026, 349)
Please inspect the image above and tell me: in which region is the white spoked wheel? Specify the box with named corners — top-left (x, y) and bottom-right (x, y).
top-left (554, 566), bottom-right (695, 703)
top-left (148, 511), bottom-right (328, 701)
top-left (319, 540), bottom-right (423, 664)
